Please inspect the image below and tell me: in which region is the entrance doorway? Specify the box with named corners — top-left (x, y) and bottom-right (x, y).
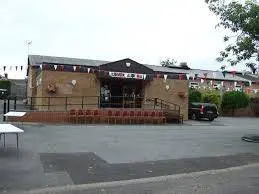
top-left (100, 79), bottom-right (144, 108)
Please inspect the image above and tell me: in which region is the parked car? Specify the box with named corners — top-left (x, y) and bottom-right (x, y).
top-left (188, 102), bottom-right (219, 121)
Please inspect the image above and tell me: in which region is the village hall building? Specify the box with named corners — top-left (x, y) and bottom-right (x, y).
top-left (27, 55), bottom-right (189, 120)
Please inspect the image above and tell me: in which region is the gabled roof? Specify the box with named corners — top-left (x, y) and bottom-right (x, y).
top-left (28, 55), bottom-right (109, 67)
top-left (143, 64), bottom-right (189, 74)
top-left (237, 74), bottom-right (259, 83)
top-left (189, 69), bottom-right (250, 82)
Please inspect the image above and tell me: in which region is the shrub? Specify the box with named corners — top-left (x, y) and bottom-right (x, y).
top-left (202, 90), bottom-right (221, 107)
top-left (189, 89), bottom-right (202, 103)
top-left (0, 80), bottom-right (11, 99)
top-left (221, 91), bottom-right (250, 111)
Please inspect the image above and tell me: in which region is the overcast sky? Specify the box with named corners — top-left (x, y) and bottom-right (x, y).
top-left (0, 0), bottom-right (248, 79)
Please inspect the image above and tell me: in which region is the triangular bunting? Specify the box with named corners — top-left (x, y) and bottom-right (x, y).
top-left (164, 74), bottom-right (168, 82)
top-left (143, 74), bottom-right (147, 80)
top-left (186, 74), bottom-right (190, 80)
top-left (87, 68), bottom-right (90, 73)
top-left (15, 66), bottom-right (18, 71)
top-left (222, 71), bottom-right (226, 77)
top-left (54, 65), bottom-right (58, 70)
top-left (40, 64), bottom-right (43, 70)
top-left (3, 66), bottom-right (6, 71)
top-left (249, 81), bottom-right (252, 86)
top-left (73, 66), bottom-right (77, 71)
top-left (232, 71), bottom-right (236, 77)
top-left (178, 74), bottom-right (184, 80)
top-left (21, 66), bottom-right (23, 71)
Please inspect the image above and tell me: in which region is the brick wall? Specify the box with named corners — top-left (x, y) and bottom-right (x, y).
top-left (143, 78), bottom-right (188, 120)
top-left (34, 71), bottom-right (100, 110)
top-left (9, 111), bottom-right (68, 123)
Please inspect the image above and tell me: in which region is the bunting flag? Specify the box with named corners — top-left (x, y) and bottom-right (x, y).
top-left (54, 65), bottom-right (58, 70)
top-left (178, 74), bottom-right (184, 80)
top-left (164, 74), bottom-right (168, 82)
top-left (73, 66), bottom-right (76, 71)
top-left (15, 66), bottom-right (18, 71)
top-left (40, 64), bottom-right (43, 70)
top-left (3, 66), bottom-right (6, 71)
top-left (249, 81), bottom-right (252, 86)
top-left (222, 70), bottom-right (226, 77)
top-left (143, 74), bottom-right (147, 80)
top-left (21, 66), bottom-right (23, 71)
top-left (231, 71), bottom-right (236, 77)
top-left (186, 74), bottom-right (190, 80)
top-left (87, 68), bottom-right (90, 73)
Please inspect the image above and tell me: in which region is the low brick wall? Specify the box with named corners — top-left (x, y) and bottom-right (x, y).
top-left (9, 111), bottom-right (68, 123)
top-left (222, 106), bottom-right (256, 117)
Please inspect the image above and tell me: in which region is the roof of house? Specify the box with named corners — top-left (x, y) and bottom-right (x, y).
top-left (237, 74), bottom-right (259, 83)
top-left (188, 69), bottom-right (250, 82)
top-left (28, 55), bottom-right (109, 67)
top-left (28, 55), bottom-right (252, 82)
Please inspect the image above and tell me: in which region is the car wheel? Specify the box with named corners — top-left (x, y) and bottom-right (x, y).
top-left (209, 117), bottom-right (214, 121)
top-left (191, 113), bottom-right (197, 120)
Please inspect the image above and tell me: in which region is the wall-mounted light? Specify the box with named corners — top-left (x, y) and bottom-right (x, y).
top-left (71, 80), bottom-right (77, 86)
top-left (126, 62), bottom-right (131, 67)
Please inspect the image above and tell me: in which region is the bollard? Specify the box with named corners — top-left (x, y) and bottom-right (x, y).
top-left (3, 100), bottom-right (6, 121)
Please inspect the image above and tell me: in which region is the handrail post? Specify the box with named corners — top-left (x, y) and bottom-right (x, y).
top-left (30, 97), bottom-right (33, 110)
top-left (3, 99), bottom-right (6, 121)
top-left (48, 97), bottom-right (50, 110)
top-left (81, 96), bottom-right (84, 109)
top-left (65, 97), bottom-right (68, 111)
top-left (7, 98), bottom-right (10, 112)
top-left (14, 96), bottom-right (17, 110)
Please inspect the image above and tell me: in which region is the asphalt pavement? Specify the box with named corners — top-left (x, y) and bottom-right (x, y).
top-left (1, 117), bottom-right (259, 193)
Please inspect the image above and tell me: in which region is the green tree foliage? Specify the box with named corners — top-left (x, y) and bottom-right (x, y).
top-left (189, 89), bottom-right (202, 103)
top-left (206, 0), bottom-right (259, 69)
top-left (221, 91), bottom-right (250, 110)
top-left (0, 80), bottom-right (11, 99)
top-left (161, 58), bottom-right (177, 67)
top-left (202, 90), bottom-right (221, 107)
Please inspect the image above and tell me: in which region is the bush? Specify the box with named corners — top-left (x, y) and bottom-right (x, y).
top-left (0, 80), bottom-right (11, 99)
top-left (189, 89), bottom-right (202, 103)
top-left (221, 91), bottom-right (250, 111)
top-left (202, 90), bottom-right (221, 107)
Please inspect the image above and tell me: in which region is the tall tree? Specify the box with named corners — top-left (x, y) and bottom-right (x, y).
top-left (206, 0), bottom-right (259, 71)
top-left (160, 58), bottom-right (177, 67)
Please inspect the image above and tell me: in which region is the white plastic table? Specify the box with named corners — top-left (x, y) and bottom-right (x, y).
top-left (0, 124), bottom-right (24, 150)
top-left (4, 111), bottom-right (26, 117)
top-left (4, 112), bottom-right (26, 127)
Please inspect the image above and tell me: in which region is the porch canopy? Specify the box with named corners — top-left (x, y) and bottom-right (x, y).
top-left (95, 58), bottom-right (154, 81)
